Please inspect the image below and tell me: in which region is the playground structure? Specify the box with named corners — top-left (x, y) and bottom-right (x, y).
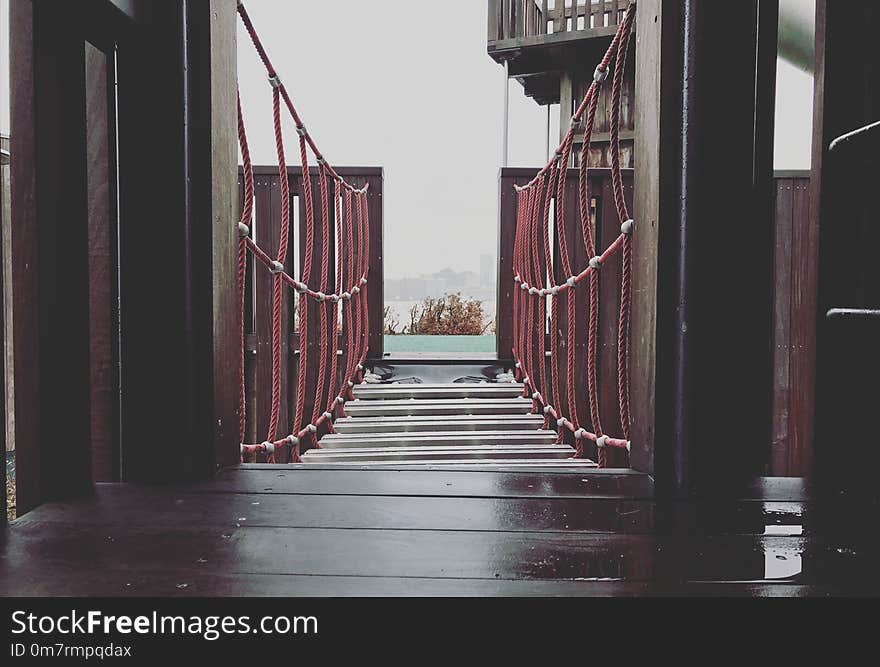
top-left (1, 0), bottom-right (879, 596)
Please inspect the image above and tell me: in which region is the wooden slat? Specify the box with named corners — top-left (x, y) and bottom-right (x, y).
top-left (253, 175), bottom-right (276, 449)
top-left (365, 173), bottom-right (384, 358)
top-left (770, 179), bottom-right (794, 475)
top-left (788, 177), bottom-right (811, 476)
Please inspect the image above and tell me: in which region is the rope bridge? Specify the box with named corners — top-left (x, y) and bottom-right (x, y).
top-left (236, 2), bottom-right (371, 463)
top-left (511, 4), bottom-right (635, 467)
top-left (233, 1), bottom-right (636, 467)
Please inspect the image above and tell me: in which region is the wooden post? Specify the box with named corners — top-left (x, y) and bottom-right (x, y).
top-left (116, 0), bottom-right (240, 482)
top-left (11, 0), bottom-right (93, 512)
top-left (650, 0), bottom-right (771, 497)
top-left (629, 0), bottom-right (675, 477)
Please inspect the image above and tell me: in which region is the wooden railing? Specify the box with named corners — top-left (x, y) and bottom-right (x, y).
top-left (488, 0), bottom-right (629, 42)
top-left (238, 166), bottom-right (383, 458)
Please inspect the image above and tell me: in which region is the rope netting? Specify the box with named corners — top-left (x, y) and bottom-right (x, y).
top-left (236, 2), bottom-right (371, 463)
top-left (512, 3), bottom-right (635, 467)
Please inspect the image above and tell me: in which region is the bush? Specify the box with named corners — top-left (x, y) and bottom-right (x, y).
top-left (383, 305), bottom-right (400, 335)
top-left (409, 293), bottom-right (491, 336)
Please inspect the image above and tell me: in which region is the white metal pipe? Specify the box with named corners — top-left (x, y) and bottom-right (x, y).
top-left (545, 104), bottom-right (551, 161)
top-left (502, 59), bottom-right (510, 166)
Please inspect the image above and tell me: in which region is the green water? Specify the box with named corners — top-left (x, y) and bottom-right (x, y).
top-left (383, 335), bottom-right (496, 354)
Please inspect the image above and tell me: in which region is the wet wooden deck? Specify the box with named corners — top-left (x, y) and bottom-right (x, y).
top-left (1, 466), bottom-right (878, 596)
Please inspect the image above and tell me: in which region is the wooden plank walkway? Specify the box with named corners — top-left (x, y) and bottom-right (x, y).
top-left (1, 467), bottom-right (878, 596)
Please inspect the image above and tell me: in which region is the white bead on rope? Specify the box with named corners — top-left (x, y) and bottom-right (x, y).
top-left (322, 411), bottom-right (332, 421)
top-left (532, 391), bottom-right (540, 400)
top-left (596, 435), bottom-right (609, 449)
top-left (360, 277), bottom-right (367, 286)
top-left (589, 256), bottom-right (603, 271)
top-left (543, 405), bottom-right (552, 415)
top-left (341, 292), bottom-right (352, 301)
top-left (529, 287), bottom-right (539, 296)
top-left (621, 219), bottom-right (635, 235)
top-left (515, 362), bottom-right (521, 369)
top-left (315, 292), bottom-right (326, 302)
top-left (514, 274), bottom-right (522, 283)
top-left (522, 376), bottom-right (530, 385)
top-left (520, 282), bottom-right (529, 291)
top-left (335, 395), bottom-right (344, 405)
top-left (574, 428), bottom-right (586, 440)
top-left (237, 222), bottom-right (250, 238)
top-left (307, 424), bottom-right (318, 434)
top-left (347, 380), bottom-right (354, 388)
top-left (351, 286), bottom-right (360, 295)
top-left (261, 441), bottom-right (276, 455)
top-left (556, 418), bottom-right (566, 428)
top-left (270, 260), bottom-right (284, 274)
top-left (288, 435), bottom-right (299, 447)
top-left (566, 276), bottom-right (576, 288)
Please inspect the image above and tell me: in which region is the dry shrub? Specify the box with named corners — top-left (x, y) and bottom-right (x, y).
top-left (410, 293), bottom-right (490, 335)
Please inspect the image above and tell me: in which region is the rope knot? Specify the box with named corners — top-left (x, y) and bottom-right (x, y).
top-left (520, 282), bottom-right (529, 291)
top-left (574, 428), bottom-right (586, 440)
top-left (270, 260), bottom-right (284, 274)
top-left (341, 291), bottom-right (352, 301)
top-left (596, 435), bottom-right (609, 449)
top-left (288, 435), bottom-right (299, 447)
top-left (307, 424), bottom-right (318, 434)
top-left (322, 411), bottom-right (332, 421)
top-left (594, 65), bottom-right (609, 84)
top-left (543, 405), bottom-right (552, 415)
top-left (268, 74), bottom-right (282, 89)
top-left (566, 276), bottom-right (576, 288)
top-left (556, 418), bottom-right (566, 428)
top-left (351, 286), bottom-right (360, 295)
top-left (589, 256), bottom-right (603, 271)
top-left (261, 440), bottom-right (276, 455)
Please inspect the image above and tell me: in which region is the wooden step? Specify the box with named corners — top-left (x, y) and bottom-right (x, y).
top-left (333, 414), bottom-right (545, 434)
top-left (301, 444), bottom-right (576, 462)
top-left (343, 397), bottom-right (533, 418)
top-left (353, 382), bottom-right (524, 401)
top-left (319, 430), bottom-right (558, 449)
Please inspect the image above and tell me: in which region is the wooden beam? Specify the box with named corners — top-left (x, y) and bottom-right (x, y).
top-left (629, 0), bottom-right (674, 477)
top-left (651, 0), bottom-right (771, 497)
top-left (118, 0), bottom-right (239, 482)
top-left (11, 0), bottom-right (96, 513)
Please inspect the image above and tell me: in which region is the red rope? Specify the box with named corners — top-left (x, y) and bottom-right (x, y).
top-left (510, 4), bottom-right (635, 466)
top-left (235, 2), bottom-right (372, 462)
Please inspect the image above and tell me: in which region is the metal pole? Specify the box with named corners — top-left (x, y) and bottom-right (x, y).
top-left (502, 59), bottom-right (510, 166)
top-left (545, 104), bottom-right (551, 161)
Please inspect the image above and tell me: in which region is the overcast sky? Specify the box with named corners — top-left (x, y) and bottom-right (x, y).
top-left (1, 0), bottom-right (813, 278)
